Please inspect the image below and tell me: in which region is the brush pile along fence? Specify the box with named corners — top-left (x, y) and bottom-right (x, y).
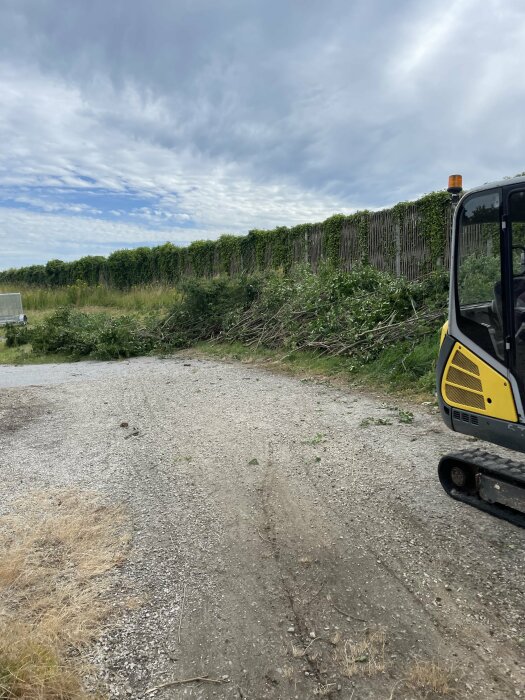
top-left (0, 191), bottom-right (455, 288)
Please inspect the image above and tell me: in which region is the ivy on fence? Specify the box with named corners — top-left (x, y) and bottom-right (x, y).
top-left (0, 191), bottom-right (453, 288)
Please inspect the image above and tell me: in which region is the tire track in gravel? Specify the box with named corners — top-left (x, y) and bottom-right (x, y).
top-left (253, 431), bottom-right (487, 700)
top-left (94, 366), bottom-right (230, 696)
top-left (258, 442), bottom-right (337, 698)
top-left (98, 363), bottom-right (321, 698)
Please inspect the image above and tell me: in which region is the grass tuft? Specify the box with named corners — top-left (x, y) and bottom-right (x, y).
top-left (0, 628), bottom-right (88, 700)
top-left (0, 489), bottom-right (130, 699)
top-left (336, 629), bottom-right (386, 678)
top-left (405, 660), bottom-right (452, 695)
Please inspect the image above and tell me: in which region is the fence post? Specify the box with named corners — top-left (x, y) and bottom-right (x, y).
top-left (395, 223), bottom-right (401, 278)
top-left (305, 229), bottom-right (309, 265)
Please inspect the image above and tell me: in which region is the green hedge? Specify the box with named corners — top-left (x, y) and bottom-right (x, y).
top-left (0, 192), bottom-right (451, 288)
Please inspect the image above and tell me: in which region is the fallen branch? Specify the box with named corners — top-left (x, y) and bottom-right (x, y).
top-left (220, 303), bottom-right (445, 360)
top-left (302, 636), bottom-right (321, 655)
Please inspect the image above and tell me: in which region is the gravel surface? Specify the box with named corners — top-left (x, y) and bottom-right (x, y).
top-left (0, 356), bottom-right (524, 699)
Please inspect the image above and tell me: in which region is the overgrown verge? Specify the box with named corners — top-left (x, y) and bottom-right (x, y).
top-left (0, 282), bottom-right (181, 312)
top-left (0, 490), bottom-right (130, 698)
top-left (3, 265), bottom-right (447, 392)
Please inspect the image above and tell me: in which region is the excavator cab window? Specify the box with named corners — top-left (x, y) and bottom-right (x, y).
top-left (455, 189), bottom-right (503, 360)
top-left (508, 189), bottom-right (525, 385)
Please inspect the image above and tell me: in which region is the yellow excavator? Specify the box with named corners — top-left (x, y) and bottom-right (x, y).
top-left (437, 174), bottom-right (525, 527)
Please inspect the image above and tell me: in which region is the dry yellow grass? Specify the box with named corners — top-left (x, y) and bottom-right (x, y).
top-left (336, 629), bottom-right (386, 679)
top-left (405, 660), bottom-right (452, 695)
top-left (281, 664), bottom-right (294, 682)
top-left (0, 489), bottom-right (130, 699)
top-left (0, 626), bottom-right (88, 700)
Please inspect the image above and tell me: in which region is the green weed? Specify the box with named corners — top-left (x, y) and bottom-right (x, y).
top-left (397, 409), bottom-right (415, 424)
top-left (360, 417), bottom-right (392, 427)
top-left (304, 432), bottom-right (327, 445)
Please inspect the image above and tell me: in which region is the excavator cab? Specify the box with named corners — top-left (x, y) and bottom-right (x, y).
top-left (437, 175), bottom-right (525, 526)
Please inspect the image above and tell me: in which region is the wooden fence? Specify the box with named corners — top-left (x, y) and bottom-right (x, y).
top-left (219, 201), bottom-right (454, 281)
top-left (0, 193), bottom-right (456, 287)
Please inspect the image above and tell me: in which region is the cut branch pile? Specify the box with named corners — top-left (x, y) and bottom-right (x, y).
top-left (221, 304), bottom-right (445, 358)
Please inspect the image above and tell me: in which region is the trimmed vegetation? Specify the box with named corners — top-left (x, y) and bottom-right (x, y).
top-left (2, 265), bottom-right (447, 395)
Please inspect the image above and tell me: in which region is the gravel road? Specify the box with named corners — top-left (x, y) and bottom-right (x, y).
top-left (0, 356), bottom-right (523, 699)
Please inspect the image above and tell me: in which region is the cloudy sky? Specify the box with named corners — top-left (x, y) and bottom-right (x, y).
top-left (1, 0), bottom-right (524, 269)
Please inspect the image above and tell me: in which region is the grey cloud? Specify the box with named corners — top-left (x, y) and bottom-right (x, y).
top-left (0, 0), bottom-right (448, 201)
top-left (0, 0), bottom-right (525, 267)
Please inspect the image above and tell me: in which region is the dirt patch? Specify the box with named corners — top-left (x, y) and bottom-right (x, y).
top-left (0, 389), bottom-right (48, 433)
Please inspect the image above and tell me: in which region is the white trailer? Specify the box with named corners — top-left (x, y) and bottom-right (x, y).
top-left (0, 293), bottom-right (27, 325)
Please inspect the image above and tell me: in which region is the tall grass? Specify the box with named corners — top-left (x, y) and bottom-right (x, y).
top-left (0, 282), bottom-right (181, 312)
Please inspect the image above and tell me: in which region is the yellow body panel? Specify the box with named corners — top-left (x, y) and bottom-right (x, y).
top-left (441, 342), bottom-right (518, 422)
top-left (440, 321), bottom-right (449, 347)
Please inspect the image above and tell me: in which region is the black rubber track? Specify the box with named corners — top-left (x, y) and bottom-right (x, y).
top-left (438, 449), bottom-right (525, 528)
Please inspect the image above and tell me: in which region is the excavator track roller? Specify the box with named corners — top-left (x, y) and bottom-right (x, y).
top-left (438, 449), bottom-right (525, 527)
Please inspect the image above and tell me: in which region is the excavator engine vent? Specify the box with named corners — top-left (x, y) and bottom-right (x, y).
top-left (452, 409), bottom-right (479, 425)
top-left (450, 349), bottom-right (480, 376)
top-left (444, 348), bottom-right (486, 411)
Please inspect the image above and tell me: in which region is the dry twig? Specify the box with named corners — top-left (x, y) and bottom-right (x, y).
top-left (146, 675), bottom-right (227, 694)
top-left (177, 581), bottom-right (186, 643)
top-left (329, 599), bottom-right (367, 623)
